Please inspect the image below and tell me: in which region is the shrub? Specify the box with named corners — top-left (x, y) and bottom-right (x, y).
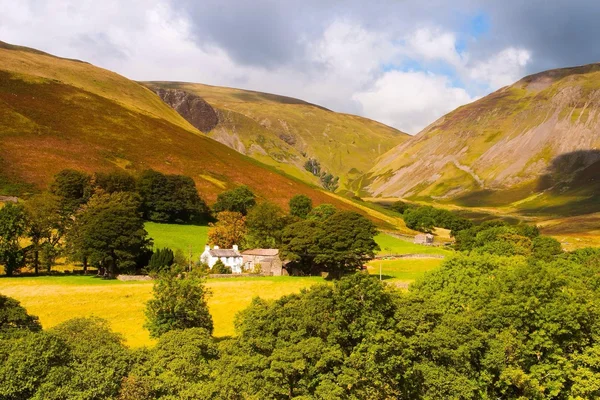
top-left (211, 259), bottom-right (232, 274)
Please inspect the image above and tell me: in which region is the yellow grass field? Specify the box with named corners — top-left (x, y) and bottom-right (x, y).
top-left (0, 276), bottom-right (323, 347)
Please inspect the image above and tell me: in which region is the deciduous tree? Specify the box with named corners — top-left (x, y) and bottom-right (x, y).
top-left (245, 202), bottom-right (286, 248)
top-left (0, 203), bottom-right (27, 276)
top-left (24, 193), bottom-right (65, 274)
top-left (212, 185), bottom-right (256, 216)
top-left (314, 211), bottom-right (379, 277)
top-left (145, 268), bottom-right (213, 337)
top-left (68, 192), bottom-right (151, 278)
top-left (289, 194), bottom-right (312, 219)
top-left (208, 211), bottom-right (246, 249)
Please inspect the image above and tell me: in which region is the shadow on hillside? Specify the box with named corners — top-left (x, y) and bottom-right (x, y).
top-left (453, 150), bottom-right (600, 217)
top-left (521, 150), bottom-right (600, 216)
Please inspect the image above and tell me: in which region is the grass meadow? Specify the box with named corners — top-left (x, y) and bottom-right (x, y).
top-left (366, 258), bottom-right (443, 284)
top-left (374, 233), bottom-right (452, 256)
top-left (145, 222), bottom-right (209, 259)
top-left (0, 275), bottom-right (323, 347)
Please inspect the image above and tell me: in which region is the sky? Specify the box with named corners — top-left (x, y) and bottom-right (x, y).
top-left (1, 0), bottom-right (599, 134)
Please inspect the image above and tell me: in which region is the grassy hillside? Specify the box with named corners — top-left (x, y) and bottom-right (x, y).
top-left (143, 81), bottom-right (409, 193)
top-left (145, 223), bottom-right (209, 260)
top-left (0, 41), bottom-right (407, 229)
top-left (366, 63), bottom-right (600, 216)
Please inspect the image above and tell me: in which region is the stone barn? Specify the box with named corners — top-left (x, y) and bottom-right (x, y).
top-left (414, 233), bottom-right (434, 245)
top-left (242, 249), bottom-right (284, 276)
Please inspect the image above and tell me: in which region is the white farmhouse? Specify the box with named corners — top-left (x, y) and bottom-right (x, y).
top-left (200, 245), bottom-right (244, 273)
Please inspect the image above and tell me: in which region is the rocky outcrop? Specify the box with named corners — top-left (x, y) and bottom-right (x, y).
top-left (155, 88), bottom-right (218, 132)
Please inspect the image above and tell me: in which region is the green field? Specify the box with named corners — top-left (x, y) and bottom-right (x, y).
top-left (145, 222), bottom-right (209, 259)
top-left (374, 233), bottom-right (452, 256)
top-left (366, 257), bottom-right (443, 284)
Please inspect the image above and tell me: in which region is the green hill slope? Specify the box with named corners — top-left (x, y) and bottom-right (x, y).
top-left (142, 81), bottom-right (409, 193)
top-left (366, 63), bottom-right (600, 215)
top-left (0, 40), bottom-right (407, 228)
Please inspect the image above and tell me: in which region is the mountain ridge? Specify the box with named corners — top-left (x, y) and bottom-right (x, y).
top-left (365, 62), bottom-right (600, 215)
top-left (142, 81), bottom-right (409, 193)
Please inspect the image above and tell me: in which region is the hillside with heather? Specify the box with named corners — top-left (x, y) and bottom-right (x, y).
top-left (143, 81), bottom-right (409, 193)
top-left (365, 63), bottom-right (600, 215)
top-left (0, 40), bottom-right (399, 225)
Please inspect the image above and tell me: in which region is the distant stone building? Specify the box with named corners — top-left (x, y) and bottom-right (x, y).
top-left (200, 245), bottom-right (244, 273)
top-left (0, 196), bottom-right (18, 203)
top-left (242, 249), bottom-right (284, 276)
top-left (414, 233), bottom-right (434, 245)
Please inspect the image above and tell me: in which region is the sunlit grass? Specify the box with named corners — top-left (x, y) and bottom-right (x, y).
top-left (145, 222), bottom-right (209, 259)
top-left (374, 233), bottom-right (452, 256)
top-left (0, 275), bottom-right (323, 347)
top-left (366, 258), bottom-right (443, 284)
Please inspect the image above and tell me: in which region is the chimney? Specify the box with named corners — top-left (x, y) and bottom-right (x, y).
top-left (213, 245), bottom-right (219, 249)
top-left (205, 245), bottom-right (210, 251)
top-left (233, 244), bottom-right (238, 251)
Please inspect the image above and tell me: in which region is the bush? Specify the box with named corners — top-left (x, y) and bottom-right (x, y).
top-left (211, 259), bottom-right (232, 274)
top-left (146, 248), bottom-right (175, 274)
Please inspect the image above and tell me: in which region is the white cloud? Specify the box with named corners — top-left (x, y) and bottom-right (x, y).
top-left (353, 70), bottom-right (476, 134)
top-left (468, 47), bottom-right (532, 88)
top-left (405, 27), bottom-right (465, 67)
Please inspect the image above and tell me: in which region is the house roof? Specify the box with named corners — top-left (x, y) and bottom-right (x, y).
top-left (241, 249), bottom-right (279, 256)
top-left (209, 249), bottom-right (241, 257)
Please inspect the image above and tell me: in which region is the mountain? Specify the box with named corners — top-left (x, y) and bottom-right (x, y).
top-left (0, 40), bottom-right (407, 228)
top-left (365, 63), bottom-right (600, 216)
top-left (142, 81), bottom-right (409, 193)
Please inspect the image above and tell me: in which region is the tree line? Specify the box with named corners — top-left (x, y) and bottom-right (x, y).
top-left (0, 169), bottom-right (380, 278)
top-left (0, 168), bottom-right (208, 277)
top-left (390, 200), bottom-right (473, 234)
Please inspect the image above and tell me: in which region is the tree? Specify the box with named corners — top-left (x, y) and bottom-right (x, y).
top-left (147, 248), bottom-right (175, 274)
top-left (212, 185), bottom-right (256, 216)
top-left (208, 211), bottom-right (247, 249)
top-left (50, 169), bottom-right (91, 215)
top-left (36, 317), bottom-right (131, 399)
top-left (122, 328), bottom-right (218, 399)
top-left (68, 192), bottom-right (152, 278)
top-left (289, 194), bottom-right (313, 219)
top-left (307, 204), bottom-right (337, 221)
top-left (0, 331), bottom-right (70, 399)
top-left (403, 207), bottom-right (435, 233)
top-left (145, 267), bottom-right (213, 337)
top-left (389, 200), bottom-right (415, 214)
top-left (137, 169), bottom-right (209, 223)
top-left (0, 203), bottom-right (27, 276)
top-left (245, 202), bottom-right (286, 248)
top-left (24, 193), bottom-right (65, 274)
top-left (94, 171), bottom-right (137, 194)
top-left (314, 211), bottom-right (379, 277)
top-left (280, 219), bottom-right (322, 274)
top-left (532, 236), bottom-right (563, 261)
top-left (0, 294), bottom-right (41, 337)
